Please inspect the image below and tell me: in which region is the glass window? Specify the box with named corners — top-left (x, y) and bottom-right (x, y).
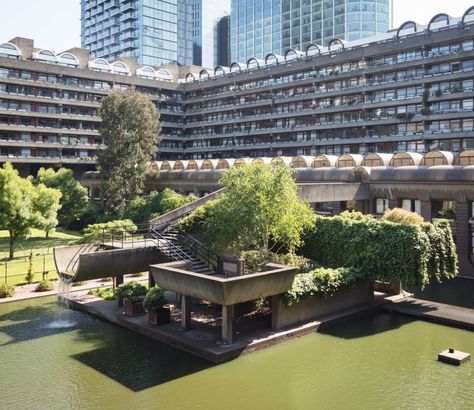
top-left (376, 198), bottom-right (389, 214)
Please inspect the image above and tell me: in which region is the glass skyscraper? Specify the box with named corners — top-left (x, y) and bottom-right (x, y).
top-left (81, 0), bottom-right (193, 67)
top-left (192, 0), bottom-right (231, 68)
top-left (231, 0), bottom-right (392, 62)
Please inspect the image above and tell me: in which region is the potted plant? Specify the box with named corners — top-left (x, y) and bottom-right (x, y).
top-left (143, 286), bottom-right (170, 325)
top-left (118, 281), bottom-right (147, 316)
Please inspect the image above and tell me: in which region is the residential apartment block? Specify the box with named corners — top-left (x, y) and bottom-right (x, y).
top-left (1, 8), bottom-right (474, 174)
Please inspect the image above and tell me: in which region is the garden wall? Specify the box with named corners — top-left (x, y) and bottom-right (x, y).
top-left (272, 281), bottom-right (373, 330)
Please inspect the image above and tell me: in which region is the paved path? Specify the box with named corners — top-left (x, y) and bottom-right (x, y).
top-left (383, 297), bottom-right (474, 330)
top-left (0, 275), bottom-right (148, 304)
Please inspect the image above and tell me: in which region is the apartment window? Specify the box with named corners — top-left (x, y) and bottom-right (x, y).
top-left (402, 199), bottom-right (421, 214)
top-left (375, 198), bottom-right (389, 214)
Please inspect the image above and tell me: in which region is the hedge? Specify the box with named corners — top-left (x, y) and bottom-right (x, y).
top-left (299, 215), bottom-right (457, 289)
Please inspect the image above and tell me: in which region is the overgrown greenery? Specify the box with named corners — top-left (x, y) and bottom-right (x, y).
top-left (143, 286), bottom-right (166, 311)
top-left (98, 90), bottom-right (161, 212)
top-left (0, 283), bottom-right (15, 298)
top-left (35, 280), bottom-right (55, 292)
top-left (122, 188), bottom-right (197, 224)
top-left (240, 250), bottom-right (312, 275)
top-left (180, 164), bottom-right (314, 255)
top-left (88, 287), bottom-right (116, 301)
top-left (0, 163), bottom-right (62, 258)
top-left (299, 213), bottom-right (457, 289)
top-left (35, 167), bottom-right (88, 228)
top-left (82, 219), bottom-right (137, 243)
top-left (284, 267), bottom-right (363, 306)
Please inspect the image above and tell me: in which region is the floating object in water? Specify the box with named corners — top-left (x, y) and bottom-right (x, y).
top-left (438, 348), bottom-right (470, 366)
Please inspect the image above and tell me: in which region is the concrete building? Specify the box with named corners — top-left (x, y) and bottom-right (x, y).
top-left (81, 0), bottom-right (193, 66)
top-left (230, 0), bottom-right (392, 62)
top-left (192, 0), bottom-right (231, 68)
top-left (2, 7), bottom-right (474, 169)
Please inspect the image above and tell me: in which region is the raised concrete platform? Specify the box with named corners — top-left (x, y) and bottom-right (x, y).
top-left (438, 349), bottom-right (471, 366)
top-left (67, 291), bottom-right (389, 363)
top-left (383, 297), bottom-right (474, 330)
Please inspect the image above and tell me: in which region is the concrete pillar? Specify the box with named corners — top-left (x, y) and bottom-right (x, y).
top-left (181, 295), bottom-right (191, 330)
top-left (115, 274), bottom-right (124, 287)
top-left (354, 200), bottom-right (365, 213)
top-left (271, 295), bottom-right (282, 330)
top-left (148, 270), bottom-right (155, 288)
top-left (420, 200), bottom-right (432, 222)
top-left (332, 201), bottom-right (342, 215)
top-left (222, 305), bottom-right (234, 344)
top-left (455, 201), bottom-right (474, 278)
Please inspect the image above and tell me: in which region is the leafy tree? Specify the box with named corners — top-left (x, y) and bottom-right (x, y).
top-left (0, 163), bottom-right (61, 258)
top-left (98, 90), bottom-right (161, 212)
top-left (35, 167), bottom-right (88, 227)
top-left (33, 183), bottom-right (62, 237)
top-left (200, 164), bottom-right (315, 255)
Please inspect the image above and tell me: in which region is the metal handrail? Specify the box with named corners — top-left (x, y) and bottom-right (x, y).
top-left (148, 228), bottom-right (192, 262)
top-left (175, 229), bottom-right (219, 270)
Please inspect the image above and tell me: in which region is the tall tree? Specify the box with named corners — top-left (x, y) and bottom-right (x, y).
top-left (0, 163), bottom-right (61, 258)
top-left (33, 183), bottom-right (62, 238)
top-left (98, 90), bottom-right (161, 212)
top-left (35, 167), bottom-right (88, 227)
top-left (202, 164), bottom-right (315, 254)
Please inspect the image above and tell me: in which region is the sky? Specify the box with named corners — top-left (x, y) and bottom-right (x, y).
top-left (0, 0), bottom-right (472, 52)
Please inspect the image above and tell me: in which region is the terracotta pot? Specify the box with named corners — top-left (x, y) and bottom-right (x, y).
top-left (148, 306), bottom-right (171, 325)
top-left (123, 299), bottom-right (145, 316)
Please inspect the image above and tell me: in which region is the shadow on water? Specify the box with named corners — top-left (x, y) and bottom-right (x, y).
top-left (71, 318), bottom-right (213, 391)
top-left (319, 312), bottom-right (416, 339)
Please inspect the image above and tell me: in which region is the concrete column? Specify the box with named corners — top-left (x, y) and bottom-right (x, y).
top-left (455, 201), bottom-right (474, 278)
top-left (354, 200), bottom-right (365, 213)
top-left (115, 274), bottom-right (124, 287)
top-left (332, 201), bottom-right (342, 215)
top-left (222, 305), bottom-right (234, 344)
top-left (271, 295), bottom-right (282, 330)
top-left (181, 295), bottom-right (191, 330)
top-left (420, 200), bottom-right (432, 222)
top-left (148, 270), bottom-right (155, 288)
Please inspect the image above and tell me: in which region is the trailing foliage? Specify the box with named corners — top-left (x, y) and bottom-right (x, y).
top-left (178, 203), bottom-right (215, 232)
top-left (0, 283), bottom-right (15, 298)
top-left (116, 281), bottom-right (147, 303)
top-left (284, 267), bottom-right (363, 306)
top-left (82, 219), bottom-right (137, 243)
top-left (382, 208), bottom-right (424, 225)
top-left (300, 214), bottom-right (457, 289)
top-left (35, 280), bottom-right (54, 292)
top-left (143, 286), bottom-right (166, 311)
top-left (88, 287), bottom-right (116, 300)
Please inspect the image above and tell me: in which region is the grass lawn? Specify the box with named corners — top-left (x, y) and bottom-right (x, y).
top-left (0, 228), bottom-right (83, 286)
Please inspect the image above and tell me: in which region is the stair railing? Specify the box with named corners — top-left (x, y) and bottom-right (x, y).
top-left (175, 229), bottom-right (219, 272)
top-left (148, 228), bottom-right (193, 262)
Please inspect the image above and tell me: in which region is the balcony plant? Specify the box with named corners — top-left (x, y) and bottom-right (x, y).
top-left (143, 286), bottom-right (170, 325)
top-left (117, 281), bottom-right (147, 316)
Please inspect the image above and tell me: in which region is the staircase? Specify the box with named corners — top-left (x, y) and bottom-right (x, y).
top-left (148, 227), bottom-right (218, 276)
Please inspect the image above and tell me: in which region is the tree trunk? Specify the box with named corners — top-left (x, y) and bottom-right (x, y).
top-left (45, 230), bottom-right (49, 238)
top-left (9, 232), bottom-right (15, 260)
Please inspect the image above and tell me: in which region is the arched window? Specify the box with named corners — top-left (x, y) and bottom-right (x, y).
top-left (230, 62), bottom-right (245, 73)
top-left (157, 69), bottom-right (172, 81)
top-left (428, 13), bottom-right (450, 31)
top-left (265, 53), bottom-right (284, 65)
top-left (247, 58), bottom-right (262, 70)
top-left (185, 72), bottom-right (197, 82)
top-left (0, 42), bottom-right (20, 58)
top-left (111, 61), bottom-right (129, 75)
top-left (306, 44), bottom-right (321, 57)
top-left (58, 52), bottom-right (79, 67)
top-left (214, 66), bottom-right (229, 76)
top-left (137, 66), bottom-right (157, 79)
top-left (462, 6), bottom-right (474, 24)
top-left (396, 21), bottom-right (418, 37)
top-left (328, 39), bottom-right (345, 52)
top-left (285, 48), bottom-right (303, 61)
top-left (199, 69), bottom-right (211, 80)
top-left (34, 49), bottom-right (58, 63)
top-left (89, 58), bottom-right (112, 72)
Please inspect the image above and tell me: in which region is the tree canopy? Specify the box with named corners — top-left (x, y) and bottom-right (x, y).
top-left (0, 163), bottom-right (62, 258)
top-left (97, 90), bottom-right (161, 212)
top-left (35, 167), bottom-right (88, 227)
top-left (184, 164), bottom-right (315, 255)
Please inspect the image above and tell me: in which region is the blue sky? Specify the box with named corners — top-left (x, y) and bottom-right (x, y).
top-left (0, 0), bottom-right (472, 52)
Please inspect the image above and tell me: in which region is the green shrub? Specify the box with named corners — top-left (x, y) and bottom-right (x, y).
top-left (88, 287), bottom-right (116, 300)
top-left (178, 203), bottom-right (212, 232)
top-left (300, 214), bottom-right (457, 289)
top-left (83, 219), bottom-right (137, 243)
top-left (143, 286), bottom-right (166, 311)
top-left (284, 267), bottom-right (363, 306)
top-left (241, 251), bottom-right (312, 275)
top-left (35, 280), bottom-right (54, 292)
top-left (116, 281), bottom-right (147, 303)
top-left (382, 208), bottom-right (424, 225)
top-left (0, 283), bottom-right (16, 298)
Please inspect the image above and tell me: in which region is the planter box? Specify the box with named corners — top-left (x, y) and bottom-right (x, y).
top-left (272, 281), bottom-right (374, 330)
top-left (123, 299), bottom-right (145, 317)
top-left (148, 306), bottom-right (171, 325)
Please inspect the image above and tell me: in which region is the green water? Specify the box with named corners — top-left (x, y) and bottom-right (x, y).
top-left (1, 297), bottom-right (474, 410)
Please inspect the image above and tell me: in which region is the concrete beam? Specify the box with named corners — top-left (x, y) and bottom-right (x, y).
top-left (297, 183), bottom-right (370, 203)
